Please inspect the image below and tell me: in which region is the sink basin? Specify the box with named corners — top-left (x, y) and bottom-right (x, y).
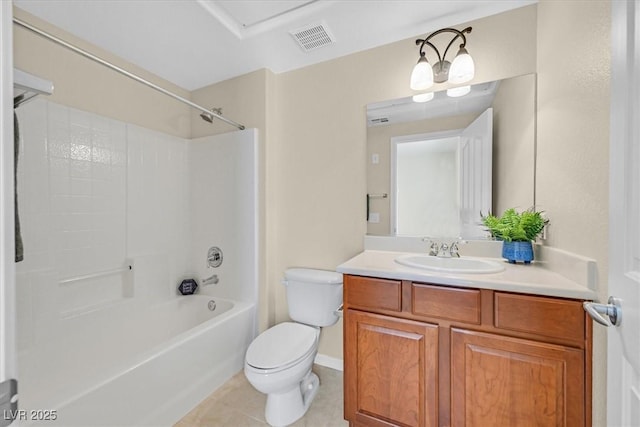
top-left (395, 255), bottom-right (505, 274)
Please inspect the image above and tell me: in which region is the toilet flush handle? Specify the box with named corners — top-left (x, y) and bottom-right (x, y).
top-left (281, 279), bottom-right (289, 287)
top-left (333, 304), bottom-right (343, 317)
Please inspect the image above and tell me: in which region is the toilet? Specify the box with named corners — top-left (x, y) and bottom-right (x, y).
top-left (244, 268), bottom-right (343, 427)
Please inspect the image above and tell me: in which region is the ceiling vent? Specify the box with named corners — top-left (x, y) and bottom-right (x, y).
top-left (290, 22), bottom-right (335, 52)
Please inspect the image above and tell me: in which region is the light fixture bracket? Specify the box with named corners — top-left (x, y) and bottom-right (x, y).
top-left (432, 61), bottom-right (451, 83)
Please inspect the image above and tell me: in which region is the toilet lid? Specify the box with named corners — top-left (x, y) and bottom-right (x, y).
top-left (246, 322), bottom-right (318, 370)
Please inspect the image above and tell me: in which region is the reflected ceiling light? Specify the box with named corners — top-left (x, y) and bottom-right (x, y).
top-left (410, 27), bottom-right (474, 91)
top-left (412, 92), bottom-right (435, 103)
top-left (447, 85), bottom-right (471, 97)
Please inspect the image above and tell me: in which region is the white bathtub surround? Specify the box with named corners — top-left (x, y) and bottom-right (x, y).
top-left (16, 100), bottom-right (130, 315)
top-left (45, 297), bottom-right (254, 427)
top-left (127, 124), bottom-right (191, 303)
top-left (189, 131), bottom-right (259, 304)
top-left (15, 99), bottom-right (259, 426)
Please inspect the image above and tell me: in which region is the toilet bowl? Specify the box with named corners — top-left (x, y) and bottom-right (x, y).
top-left (245, 322), bottom-right (320, 426)
top-left (244, 268), bottom-right (343, 427)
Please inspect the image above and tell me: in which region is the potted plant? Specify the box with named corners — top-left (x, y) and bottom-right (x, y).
top-left (481, 208), bottom-right (548, 264)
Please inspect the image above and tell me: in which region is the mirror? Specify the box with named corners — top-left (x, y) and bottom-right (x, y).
top-left (391, 109), bottom-right (493, 238)
top-left (366, 73), bottom-right (536, 238)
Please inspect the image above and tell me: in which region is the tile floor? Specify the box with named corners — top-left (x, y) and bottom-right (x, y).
top-left (174, 365), bottom-right (348, 427)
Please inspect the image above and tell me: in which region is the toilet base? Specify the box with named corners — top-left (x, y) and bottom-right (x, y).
top-left (265, 371), bottom-right (320, 427)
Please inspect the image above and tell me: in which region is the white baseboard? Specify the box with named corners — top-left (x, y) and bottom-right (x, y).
top-left (314, 353), bottom-right (343, 371)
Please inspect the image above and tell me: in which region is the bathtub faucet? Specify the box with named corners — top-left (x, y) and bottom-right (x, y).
top-left (202, 274), bottom-right (219, 286)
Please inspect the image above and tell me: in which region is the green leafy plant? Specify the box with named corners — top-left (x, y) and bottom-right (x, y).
top-left (481, 208), bottom-right (548, 242)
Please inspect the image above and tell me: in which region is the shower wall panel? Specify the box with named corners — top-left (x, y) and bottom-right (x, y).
top-left (189, 131), bottom-right (258, 304)
top-left (16, 99), bottom-right (127, 320)
top-left (15, 99), bottom-right (190, 355)
top-left (127, 124), bottom-right (190, 304)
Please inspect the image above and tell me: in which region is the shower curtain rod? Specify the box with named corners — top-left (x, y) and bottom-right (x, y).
top-left (13, 17), bottom-right (245, 130)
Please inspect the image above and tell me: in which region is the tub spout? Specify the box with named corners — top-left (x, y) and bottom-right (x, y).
top-left (202, 274), bottom-right (219, 286)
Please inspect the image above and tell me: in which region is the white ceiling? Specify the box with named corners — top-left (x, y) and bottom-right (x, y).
top-left (13, 0), bottom-right (535, 91)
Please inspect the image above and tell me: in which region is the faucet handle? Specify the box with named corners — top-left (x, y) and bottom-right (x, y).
top-left (422, 237), bottom-right (440, 256)
top-left (429, 242), bottom-right (440, 256)
top-left (449, 242), bottom-right (460, 258)
top-left (207, 247), bottom-right (223, 268)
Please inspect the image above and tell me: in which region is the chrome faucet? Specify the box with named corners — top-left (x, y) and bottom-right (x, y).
top-left (437, 243), bottom-right (450, 257)
top-left (202, 274), bottom-right (219, 286)
top-left (423, 237), bottom-right (466, 258)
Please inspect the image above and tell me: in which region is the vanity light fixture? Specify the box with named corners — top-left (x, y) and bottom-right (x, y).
top-left (409, 26), bottom-right (475, 91)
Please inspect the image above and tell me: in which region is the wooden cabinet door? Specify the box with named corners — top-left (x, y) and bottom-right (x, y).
top-left (344, 309), bottom-right (438, 427)
top-left (451, 328), bottom-right (585, 427)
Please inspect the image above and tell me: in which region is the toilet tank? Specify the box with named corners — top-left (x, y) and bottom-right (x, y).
top-left (283, 268), bottom-right (343, 327)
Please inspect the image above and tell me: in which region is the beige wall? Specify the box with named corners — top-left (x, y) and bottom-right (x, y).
top-left (13, 7), bottom-right (191, 138)
top-left (536, 1), bottom-right (610, 425)
top-left (492, 73), bottom-right (536, 214)
top-left (190, 69), bottom-right (268, 139)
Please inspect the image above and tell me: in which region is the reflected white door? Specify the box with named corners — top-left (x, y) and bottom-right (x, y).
top-left (391, 108), bottom-right (492, 237)
top-left (607, 1), bottom-right (640, 425)
top-left (459, 108), bottom-right (492, 239)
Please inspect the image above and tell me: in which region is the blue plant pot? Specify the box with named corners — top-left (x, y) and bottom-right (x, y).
top-left (502, 241), bottom-right (534, 264)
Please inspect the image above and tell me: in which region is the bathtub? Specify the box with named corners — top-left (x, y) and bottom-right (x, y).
top-left (18, 295), bottom-right (256, 426)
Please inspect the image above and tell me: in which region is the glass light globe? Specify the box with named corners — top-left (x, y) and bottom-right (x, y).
top-left (410, 55), bottom-right (434, 91)
top-left (412, 92), bottom-right (435, 103)
top-left (447, 85), bottom-right (471, 97)
top-left (449, 47), bottom-right (475, 84)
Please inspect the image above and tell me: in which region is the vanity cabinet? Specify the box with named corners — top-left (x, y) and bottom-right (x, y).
top-left (345, 310), bottom-right (439, 427)
top-left (343, 275), bottom-right (592, 427)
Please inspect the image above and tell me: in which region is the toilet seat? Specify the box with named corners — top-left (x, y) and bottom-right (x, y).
top-left (246, 322), bottom-right (319, 373)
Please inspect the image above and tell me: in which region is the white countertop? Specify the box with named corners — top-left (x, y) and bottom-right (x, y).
top-left (336, 250), bottom-right (597, 300)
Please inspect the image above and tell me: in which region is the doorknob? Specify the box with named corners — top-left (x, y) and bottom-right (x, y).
top-left (583, 296), bottom-right (622, 327)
